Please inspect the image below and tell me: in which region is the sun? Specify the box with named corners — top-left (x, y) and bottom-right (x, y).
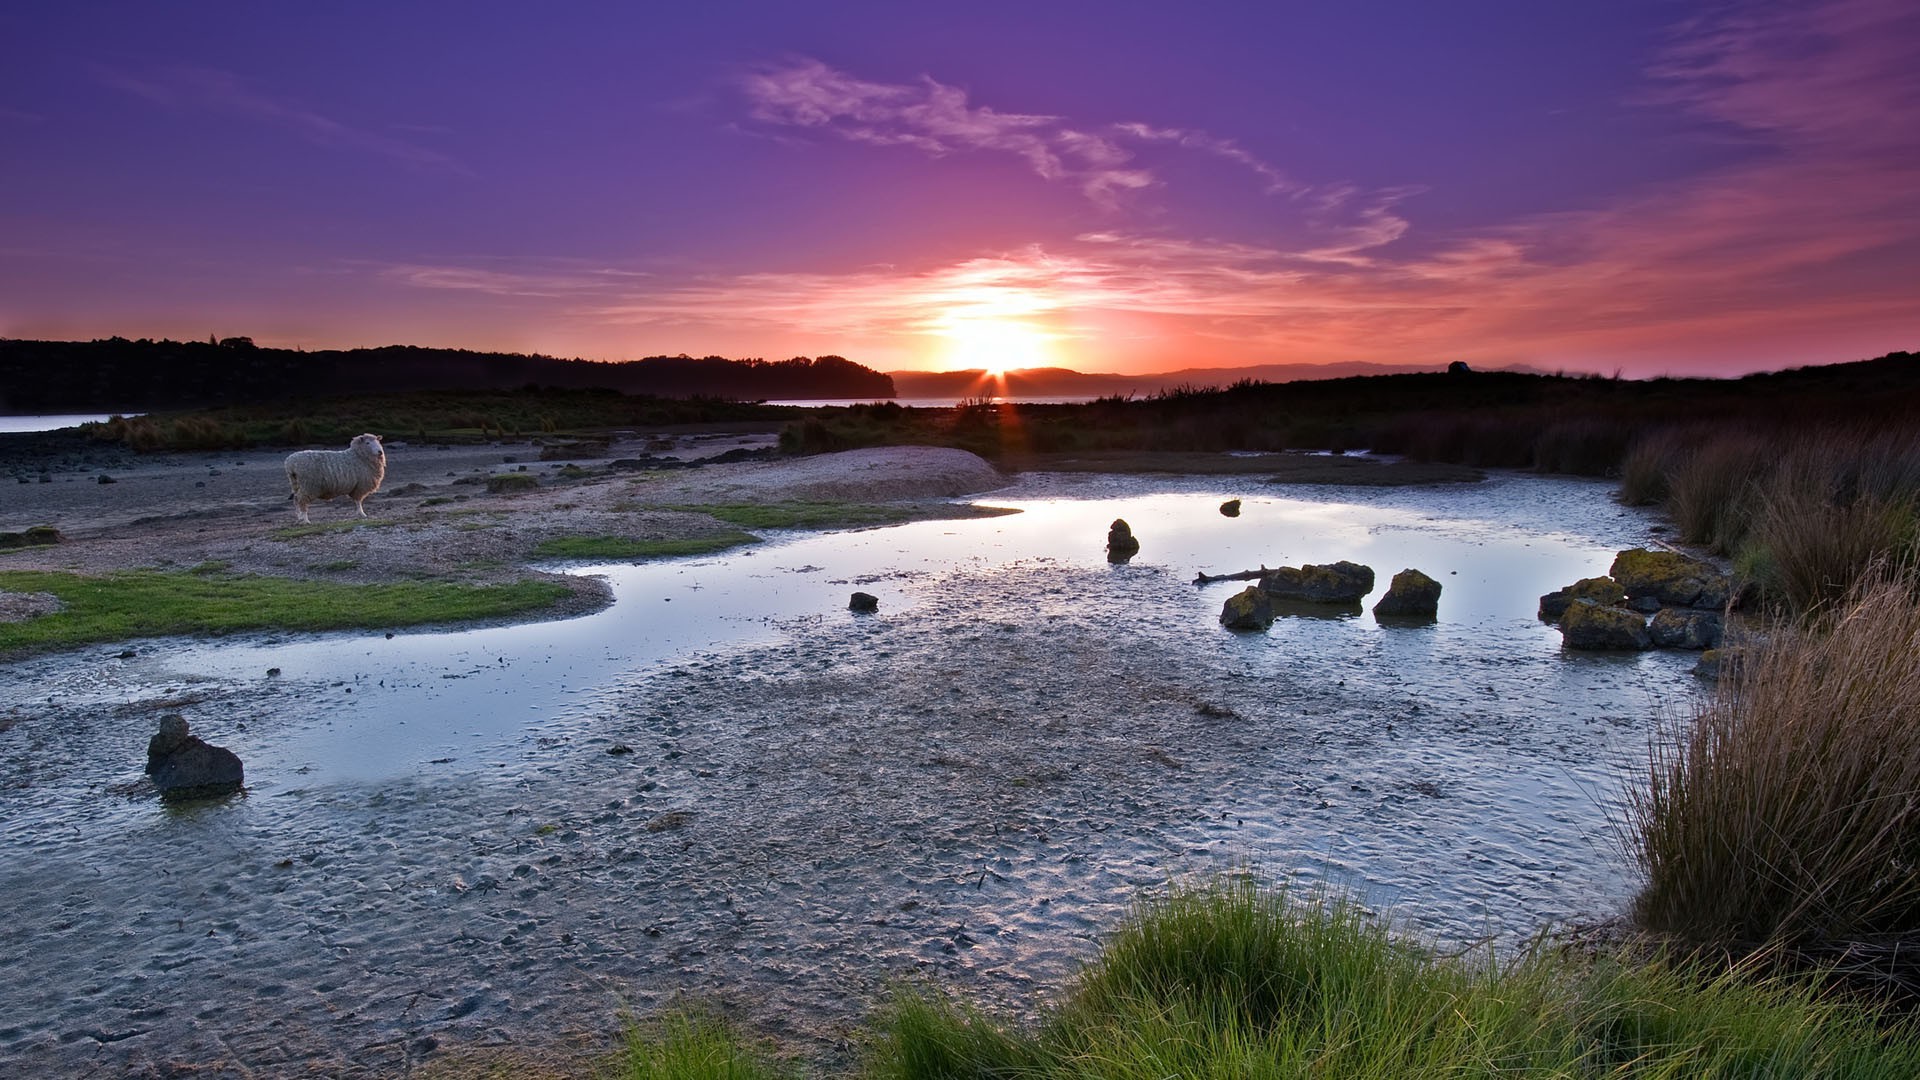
top-left (942, 317), bottom-right (1053, 376)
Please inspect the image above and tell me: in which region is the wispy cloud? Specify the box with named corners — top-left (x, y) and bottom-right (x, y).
top-left (738, 58), bottom-right (1319, 210)
top-left (95, 65), bottom-right (469, 174)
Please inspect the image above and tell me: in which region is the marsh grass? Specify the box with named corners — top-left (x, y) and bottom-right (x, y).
top-left (616, 1013), bottom-right (795, 1080)
top-left (1625, 427), bottom-right (1920, 608)
top-left (1627, 569), bottom-right (1920, 973)
top-left (0, 569), bottom-right (571, 653)
top-left (531, 533), bottom-right (758, 560)
top-left (853, 881), bottom-right (1920, 1079)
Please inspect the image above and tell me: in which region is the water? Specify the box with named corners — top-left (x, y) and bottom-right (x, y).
top-left (769, 395), bottom-right (1106, 408)
top-left (0, 413), bottom-right (118, 433)
top-left (0, 471), bottom-right (1695, 1073)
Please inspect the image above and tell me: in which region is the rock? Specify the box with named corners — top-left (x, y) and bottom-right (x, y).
top-left (1694, 647), bottom-right (1748, 681)
top-left (1447, 360), bottom-right (1472, 374)
top-left (1106, 518), bottom-right (1140, 562)
top-left (1538, 576), bottom-right (1625, 622)
top-left (1219, 499), bottom-right (1242, 517)
top-left (1609, 548), bottom-right (1732, 610)
top-left (1373, 568), bottom-right (1441, 618)
top-left (1260, 561), bottom-right (1375, 604)
top-left (848, 591), bottom-right (879, 613)
top-left (1649, 608), bottom-right (1724, 650)
top-left (96, 474), bottom-right (116, 484)
top-left (1558, 600), bottom-right (1652, 650)
top-left (0, 525), bottom-right (63, 550)
top-left (144, 714), bottom-right (243, 801)
top-left (1219, 586), bottom-right (1274, 631)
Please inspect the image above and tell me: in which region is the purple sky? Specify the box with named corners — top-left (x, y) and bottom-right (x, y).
top-left (2, 0), bottom-right (1915, 376)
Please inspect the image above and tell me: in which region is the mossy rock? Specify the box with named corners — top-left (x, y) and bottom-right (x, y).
top-left (1219, 586), bottom-right (1274, 631)
top-left (1609, 548), bottom-right (1729, 609)
top-left (1373, 568), bottom-right (1441, 618)
top-left (1559, 599), bottom-right (1652, 650)
top-left (1538, 576), bottom-right (1624, 622)
top-left (486, 473), bottom-right (540, 494)
top-left (0, 525), bottom-right (64, 550)
top-left (1261, 561), bottom-right (1374, 604)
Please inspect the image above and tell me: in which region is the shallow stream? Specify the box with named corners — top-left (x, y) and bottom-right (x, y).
top-left (0, 469), bottom-right (1693, 1076)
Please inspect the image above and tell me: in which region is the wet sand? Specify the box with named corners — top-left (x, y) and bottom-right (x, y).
top-left (0, 451), bottom-right (1687, 1077)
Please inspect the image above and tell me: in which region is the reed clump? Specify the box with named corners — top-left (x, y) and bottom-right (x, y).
top-left (1627, 568), bottom-right (1920, 989)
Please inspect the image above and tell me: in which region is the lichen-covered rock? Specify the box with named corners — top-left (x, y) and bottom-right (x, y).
top-left (1219, 586), bottom-right (1274, 631)
top-left (1106, 518), bottom-right (1140, 562)
top-left (848, 591), bottom-right (879, 613)
top-left (145, 714), bottom-right (244, 801)
top-left (1261, 561), bottom-right (1375, 604)
top-left (1694, 646), bottom-right (1747, 681)
top-left (1649, 608), bottom-right (1724, 650)
top-left (1373, 568), bottom-right (1441, 618)
top-left (1559, 599), bottom-right (1652, 650)
top-left (1538, 576), bottom-right (1625, 622)
top-left (1609, 548), bottom-right (1731, 610)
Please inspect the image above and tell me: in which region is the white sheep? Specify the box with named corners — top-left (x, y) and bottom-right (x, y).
top-left (284, 433), bottom-right (386, 522)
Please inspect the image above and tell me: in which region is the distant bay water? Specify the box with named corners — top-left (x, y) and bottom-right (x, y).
top-left (0, 414), bottom-right (118, 434)
top-left (769, 394), bottom-right (1106, 408)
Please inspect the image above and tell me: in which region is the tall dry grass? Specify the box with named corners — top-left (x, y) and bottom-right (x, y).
top-left (1627, 567), bottom-right (1920, 958)
top-left (1664, 432), bottom-right (1773, 553)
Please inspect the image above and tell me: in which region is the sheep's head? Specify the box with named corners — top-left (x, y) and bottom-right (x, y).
top-left (350, 433), bottom-right (385, 461)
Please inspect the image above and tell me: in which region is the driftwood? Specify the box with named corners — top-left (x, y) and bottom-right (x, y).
top-left (1193, 566), bottom-right (1270, 585)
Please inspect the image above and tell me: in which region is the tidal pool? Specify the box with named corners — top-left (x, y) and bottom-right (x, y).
top-left (0, 470), bottom-right (1693, 1075)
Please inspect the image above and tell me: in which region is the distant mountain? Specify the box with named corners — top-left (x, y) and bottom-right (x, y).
top-left (0, 338), bottom-right (894, 412)
top-left (888, 360), bottom-right (1488, 399)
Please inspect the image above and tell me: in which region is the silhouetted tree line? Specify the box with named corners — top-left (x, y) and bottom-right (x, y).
top-left (0, 337), bottom-right (895, 412)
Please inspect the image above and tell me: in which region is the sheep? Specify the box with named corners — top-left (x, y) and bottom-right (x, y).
top-left (284, 433), bottom-right (386, 522)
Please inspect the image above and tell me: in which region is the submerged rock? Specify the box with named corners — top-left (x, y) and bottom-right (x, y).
top-left (1260, 561), bottom-right (1375, 604)
top-left (1219, 585), bottom-right (1274, 631)
top-left (1373, 568), bottom-right (1441, 618)
top-left (1649, 608), bottom-right (1724, 650)
top-left (848, 592), bottom-right (879, 613)
top-left (1559, 600), bottom-right (1652, 651)
top-left (1106, 519), bottom-right (1140, 562)
top-left (144, 714), bottom-right (244, 801)
top-left (1609, 548), bottom-right (1731, 610)
top-left (1538, 576), bottom-right (1625, 622)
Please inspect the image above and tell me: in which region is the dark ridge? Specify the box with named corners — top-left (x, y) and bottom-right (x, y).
top-left (0, 338), bottom-right (895, 413)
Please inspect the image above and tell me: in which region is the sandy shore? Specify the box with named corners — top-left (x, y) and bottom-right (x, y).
top-left (0, 435), bottom-right (1010, 624)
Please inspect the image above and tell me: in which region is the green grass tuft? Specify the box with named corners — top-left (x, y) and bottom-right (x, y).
top-left (862, 880), bottom-right (1920, 1079)
top-left (0, 569), bottom-right (572, 654)
top-left (618, 1013), bottom-right (795, 1080)
top-left (532, 533), bottom-right (758, 560)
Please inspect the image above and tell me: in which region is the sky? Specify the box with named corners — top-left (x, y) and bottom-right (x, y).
top-left (1, 1), bottom-right (1916, 377)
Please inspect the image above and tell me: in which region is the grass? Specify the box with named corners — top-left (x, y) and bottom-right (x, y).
top-left (1626, 568), bottom-right (1920, 968)
top-left (532, 532), bottom-right (759, 560)
top-left (1618, 427), bottom-right (1920, 611)
top-left (605, 880), bottom-right (1920, 1078)
top-left (0, 569), bottom-right (572, 653)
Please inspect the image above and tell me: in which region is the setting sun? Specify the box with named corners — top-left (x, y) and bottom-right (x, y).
top-left (941, 317), bottom-right (1053, 375)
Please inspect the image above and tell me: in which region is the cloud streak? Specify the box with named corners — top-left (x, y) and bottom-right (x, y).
top-left (740, 58), bottom-right (1309, 209)
top-left (96, 65), bottom-right (469, 174)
